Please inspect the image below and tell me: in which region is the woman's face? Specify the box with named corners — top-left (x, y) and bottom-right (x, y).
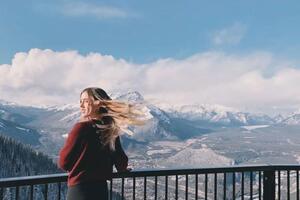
top-left (80, 91), bottom-right (99, 119)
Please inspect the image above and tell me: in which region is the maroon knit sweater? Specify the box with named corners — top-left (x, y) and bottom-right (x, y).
top-left (58, 121), bottom-right (128, 186)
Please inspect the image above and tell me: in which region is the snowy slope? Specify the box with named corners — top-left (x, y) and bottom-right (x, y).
top-left (161, 146), bottom-right (234, 168)
top-left (0, 118), bottom-right (40, 146)
top-left (282, 113), bottom-right (300, 125)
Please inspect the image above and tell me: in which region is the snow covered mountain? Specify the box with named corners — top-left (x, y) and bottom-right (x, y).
top-left (0, 102), bottom-right (79, 156)
top-left (114, 91), bottom-right (145, 103)
top-left (0, 106), bottom-right (41, 146)
top-left (1, 90), bottom-right (300, 156)
top-left (3, 91), bottom-right (300, 176)
top-left (161, 146), bottom-right (234, 168)
top-left (164, 104), bottom-right (275, 126)
top-left (51, 92), bottom-right (212, 141)
top-left (0, 118), bottom-right (40, 146)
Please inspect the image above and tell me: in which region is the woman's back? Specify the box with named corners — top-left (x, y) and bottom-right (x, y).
top-left (58, 120), bottom-right (128, 187)
top-left (58, 87), bottom-right (145, 200)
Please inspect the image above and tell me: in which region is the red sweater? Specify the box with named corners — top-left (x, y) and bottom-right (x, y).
top-left (58, 121), bottom-right (128, 186)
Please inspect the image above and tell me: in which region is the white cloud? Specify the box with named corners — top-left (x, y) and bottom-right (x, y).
top-left (1, 48), bottom-right (300, 114)
top-left (212, 23), bottom-right (247, 46)
top-left (61, 2), bottom-right (129, 19)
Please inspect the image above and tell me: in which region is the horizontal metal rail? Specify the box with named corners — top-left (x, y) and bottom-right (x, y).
top-left (1, 164), bottom-right (300, 199)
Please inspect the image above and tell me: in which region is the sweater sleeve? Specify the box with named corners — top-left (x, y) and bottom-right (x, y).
top-left (58, 123), bottom-right (86, 172)
top-left (113, 136), bottom-right (128, 171)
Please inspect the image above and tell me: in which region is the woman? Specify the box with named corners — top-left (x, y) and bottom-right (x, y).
top-left (58, 87), bottom-right (145, 200)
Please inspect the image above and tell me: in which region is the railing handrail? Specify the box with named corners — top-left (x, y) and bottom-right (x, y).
top-left (1, 164), bottom-right (300, 187)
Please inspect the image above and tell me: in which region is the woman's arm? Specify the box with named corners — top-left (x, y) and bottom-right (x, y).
top-left (58, 123), bottom-right (85, 171)
top-left (113, 136), bottom-right (128, 171)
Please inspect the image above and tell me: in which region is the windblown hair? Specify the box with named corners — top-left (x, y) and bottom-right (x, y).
top-left (81, 87), bottom-right (146, 150)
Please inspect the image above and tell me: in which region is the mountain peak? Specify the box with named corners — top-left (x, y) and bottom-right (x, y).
top-left (114, 91), bottom-right (144, 102)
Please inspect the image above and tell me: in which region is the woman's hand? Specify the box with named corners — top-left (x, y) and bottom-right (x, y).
top-left (126, 167), bottom-right (132, 172)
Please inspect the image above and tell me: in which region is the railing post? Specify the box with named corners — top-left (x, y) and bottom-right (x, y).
top-left (263, 170), bottom-right (275, 200)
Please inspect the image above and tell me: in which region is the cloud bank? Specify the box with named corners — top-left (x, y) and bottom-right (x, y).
top-left (1, 49), bottom-right (300, 114)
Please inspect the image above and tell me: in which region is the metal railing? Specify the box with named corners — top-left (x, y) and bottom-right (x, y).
top-left (1, 165), bottom-right (300, 199)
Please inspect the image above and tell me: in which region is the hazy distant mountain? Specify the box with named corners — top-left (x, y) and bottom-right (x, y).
top-left (164, 104), bottom-right (275, 127)
top-left (281, 113), bottom-right (300, 125)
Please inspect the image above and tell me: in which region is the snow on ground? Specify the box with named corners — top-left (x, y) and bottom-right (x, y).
top-left (16, 126), bottom-right (29, 132)
top-left (185, 138), bottom-right (200, 146)
top-left (59, 111), bottom-right (80, 121)
top-left (243, 136), bottom-right (256, 139)
top-left (46, 103), bottom-right (78, 111)
top-left (147, 149), bottom-right (173, 155)
top-left (287, 139), bottom-right (300, 146)
top-left (153, 141), bottom-right (188, 151)
top-left (242, 125), bottom-right (270, 131)
top-left (153, 138), bottom-right (204, 151)
top-left (294, 154), bottom-right (300, 164)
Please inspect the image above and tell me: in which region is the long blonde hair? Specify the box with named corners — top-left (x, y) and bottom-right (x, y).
top-left (81, 87), bottom-right (146, 150)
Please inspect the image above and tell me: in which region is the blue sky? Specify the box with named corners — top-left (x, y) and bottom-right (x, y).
top-left (1, 0), bottom-right (300, 114)
top-left (1, 0), bottom-right (300, 64)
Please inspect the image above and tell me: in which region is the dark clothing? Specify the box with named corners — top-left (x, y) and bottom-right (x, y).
top-left (58, 120), bottom-right (128, 186)
top-left (66, 180), bottom-right (108, 200)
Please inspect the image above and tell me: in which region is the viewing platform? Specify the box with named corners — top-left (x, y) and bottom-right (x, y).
top-left (1, 164), bottom-right (300, 199)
